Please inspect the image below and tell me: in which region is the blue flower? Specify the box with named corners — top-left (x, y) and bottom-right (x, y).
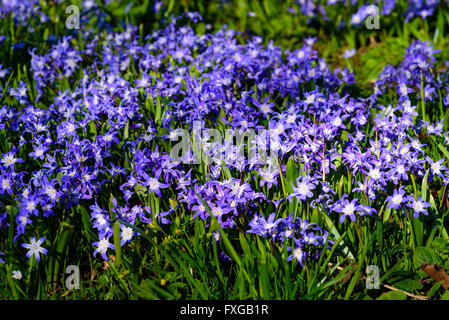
top-left (288, 177), bottom-right (316, 202)
top-left (386, 187), bottom-right (407, 210)
top-left (0, 172), bottom-right (13, 196)
top-left (426, 156), bottom-right (447, 179)
top-left (287, 239), bottom-right (305, 267)
top-left (1, 151), bottom-right (24, 169)
top-left (141, 173), bottom-right (169, 197)
top-left (21, 237), bottom-right (48, 262)
top-left (406, 196), bottom-right (431, 218)
top-left (92, 237), bottom-right (115, 261)
top-left (29, 144), bottom-right (48, 160)
top-left (247, 212), bottom-right (282, 239)
top-left (333, 195), bottom-right (361, 223)
top-left (342, 48), bottom-right (356, 58)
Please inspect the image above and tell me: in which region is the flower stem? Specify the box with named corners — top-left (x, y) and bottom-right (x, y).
top-left (420, 70), bottom-right (426, 122)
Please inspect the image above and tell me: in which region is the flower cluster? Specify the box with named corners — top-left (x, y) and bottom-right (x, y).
top-left (291, 0), bottom-right (448, 25)
top-left (247, 213), bottom-right (330, 266)
top-left (1, 9), bottom-right (448, 270)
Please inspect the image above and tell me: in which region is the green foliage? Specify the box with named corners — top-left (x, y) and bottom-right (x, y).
top-left (1, 0), bottom-right (449, 301)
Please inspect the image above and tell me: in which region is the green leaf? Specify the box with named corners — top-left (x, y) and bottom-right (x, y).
top-left (440, 291), bottom-right (449, 300)
top-left (376, 291), bottom-right (407, 300)
top-left (320, 207), bottom-right (354, 259)
top-left (134, 183), bottom-right (147, 198)
top-left (113, 221), bottom-right (122, 268)
top-left (155, 95), bottom-right (162, 125)
top-left (5, 264), bottom-right (18, 299)
top-left (52, 227), bottom-right (75, 284)
top-left (136, 279), bottom-right (177, 300)
top-left (393, 279), bottom-right (423, 292)
top-left (78, 205), bottom-right (97, 242)
top-left (344, 236), bottom-right (370, 299)
top-left (421, 169), bottom-right (430, 201)
top-left (195, 190), bottom-right (258, 298)
top-left (256, 237), bottom-right (270, 299)
top-left (108, 193), bottom-right (116, 220)
top-left (304, 263), bottom-right (353, 299)
top-left (286, 157), bottom-right (298, 214)
top-left (382, 206), bottom-right (391, 224)
top-left (341, 130), bottom-right (348, 142)
top-left (412, 217), bottom-right (424, 248)
top-left (88, 120), bottom-right (97, 137)
top-left (413, 247), bottom-right (443, 269)
top-left (437, 144), bottom-right (449, 165)
top-left (428, 281), bottom-right (443, 298)
top-left (123, 121), bottom-right (129, 140)
top-left (431, 237), bottom-right (449, 252)
top-left (285, 156), bottom-right (298, 189)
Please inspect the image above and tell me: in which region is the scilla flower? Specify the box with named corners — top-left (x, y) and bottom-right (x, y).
top-left (21, 237), bottom-right (48, 262)
top-left (406, 196), bottom-right (431, 218)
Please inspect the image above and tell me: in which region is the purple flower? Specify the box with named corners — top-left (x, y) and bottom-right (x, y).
top-left (259, 168), bottom-right (278, 189)
top-left (225, 179), bottom-right (252, 200)
top-left (397, 82), bottom-right (413, 97)
top-left (287, 239), bottom-right (305, 267)
top-left (365, 165), bottom-right (386, 185)
top-left (100, 131), bottom-right (120, 145)
top-left (406, 196), bottom-right (431, 218)
top-left (42, 202), bottom-right (55, 217)
top-left (142, 174), bottom-right (170, 197)
top-left (16, 212), bottom-right (32, 234)
top-left (40, 177), bottom-right (61, 203)
top-left (426, 157), bottom-right (447, 179)
top-left (145, 206), bottom-right (172, 225)
top-left (9, 80), bottom-right (28, 104)
top-left (390, 161), bottom-right (409, 182)
top-left (92, 237), bottom-right (115, 261)
top-left (334, 195), bottom-right (361, 223)
top-left (209, 203), bottom-right (232, 224)
top-left (288, 177), bottom-right (316, 202)
top-left (120, 225), bottom-right (136, 246)
top-left (420, 84), bottom-right (435, 102)
top-left (386, 186), bottom-right (406, 210)
top-left (154, 1), bottom-right (164, 13)
top-left (21, 196), bottom-right (40, 216)
top-left (57, 121), bottom-right (78, 139)
top-left (247, 212), bottom-right (283, 239)
top-left (0, 64), bottom-right (10, 79)
top-left (135, 74), bottom-right (152, 89)
top-left (21, 237), bottom-right (48, 262)
top-left (358, 204), bottom-right (377, 216)
top-left (192, 201), bottom-right (208, 220)
top-left (427, 120), bottom-right (444, 136)
top-left (254, 97), bottom-right (275, 115)
top-left (0, 173), bottom-right (13, 195)
top-left (342, 48), bottom-right (356, 58)
top-left (303, 232), bottom-right (323, 245)
top-left (29, 144), bottom-right (48, 160)
top-left (1, 151), bottom-right (24, 169)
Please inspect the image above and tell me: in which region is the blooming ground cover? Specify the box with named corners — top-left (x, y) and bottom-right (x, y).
top-left (1, 0), bottom-right (449, 300)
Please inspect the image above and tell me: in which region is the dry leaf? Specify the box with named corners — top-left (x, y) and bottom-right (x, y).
top-left (102, 255), bottom-right (116, 270)
top-left (420, 263), bottom-right (449, 290)
top-left (90, 269), bottom-right (97, 281)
